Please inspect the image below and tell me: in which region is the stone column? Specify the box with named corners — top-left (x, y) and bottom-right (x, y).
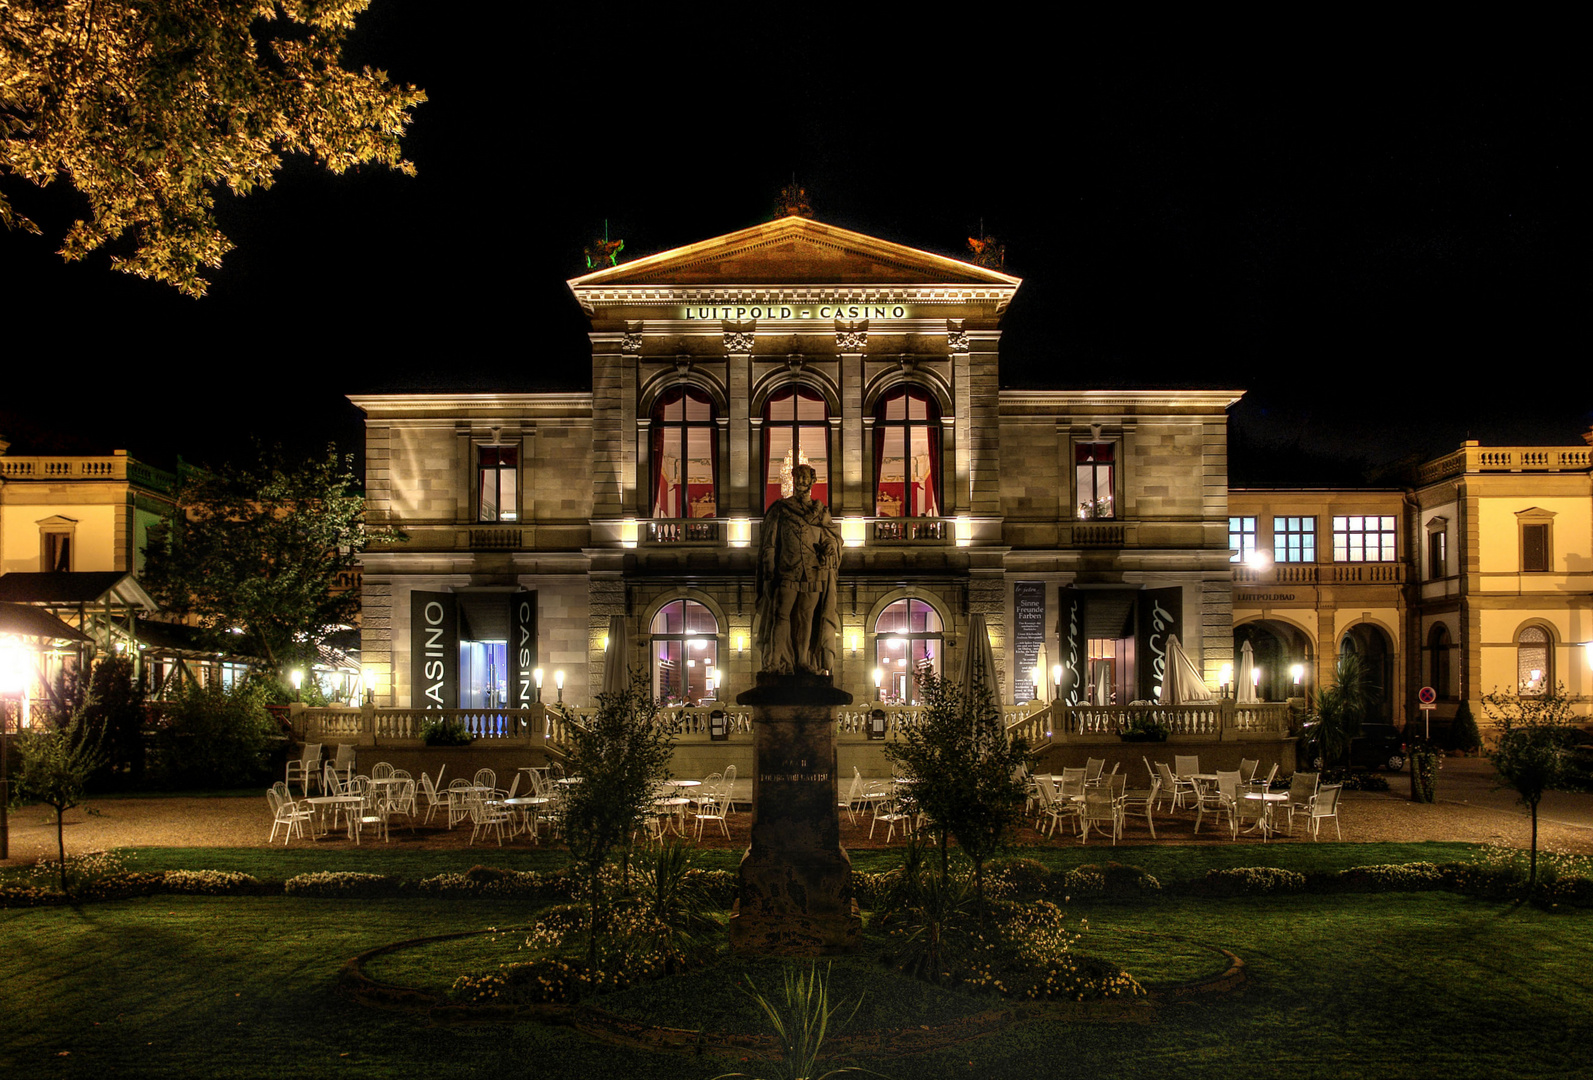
top-left (730, 673), bottom-right (861, 955)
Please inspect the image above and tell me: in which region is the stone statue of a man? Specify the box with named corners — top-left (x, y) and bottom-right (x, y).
top-left (755, 463), bottom-right (843, 675)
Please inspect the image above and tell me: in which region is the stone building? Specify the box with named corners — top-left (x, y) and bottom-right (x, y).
top-left (353, 218), bottom-right (1241, 716)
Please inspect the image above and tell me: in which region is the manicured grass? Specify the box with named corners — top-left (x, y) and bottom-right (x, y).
top-left (3, 860), bottom-right (1589, 1078)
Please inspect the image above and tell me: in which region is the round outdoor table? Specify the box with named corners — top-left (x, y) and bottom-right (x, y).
top-left (1242, 791), bottom-right (1289, 836)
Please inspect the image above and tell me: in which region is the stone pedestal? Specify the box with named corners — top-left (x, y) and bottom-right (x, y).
top-left (729, 672), bottom-right (861, 955)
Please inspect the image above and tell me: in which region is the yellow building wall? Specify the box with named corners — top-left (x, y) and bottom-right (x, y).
top-left (1, 503), bottom-right (119, 574)
top-left (1475, 494), bottom-right (1593, 577)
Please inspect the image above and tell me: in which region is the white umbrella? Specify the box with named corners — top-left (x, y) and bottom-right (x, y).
top-left (1093, 659), bottom-right (1111, 705)
top-left (1034, 643), bottom-right (1048, 701)
top-left (1157, 635), bottom-right (1215, 705)
top-left (602, 613), bottom-right (632, 698)
top-left (1237, 639), bottom-right (1259, 703)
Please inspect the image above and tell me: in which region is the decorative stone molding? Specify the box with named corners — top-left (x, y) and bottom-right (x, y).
top-left (946, 319), bottom-right (969, 353)
top-left (835, 320), bottom-right (868, 350)
top-left (724, 331), bottom-right (756, 353)
top-left (621, 332), bottom-right (643, 354)
top-left (675, 356), bottom-right (694, 377)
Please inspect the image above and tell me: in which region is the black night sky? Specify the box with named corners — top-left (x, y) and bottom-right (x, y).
top-left (2, 11), bottom-right (1588, 485)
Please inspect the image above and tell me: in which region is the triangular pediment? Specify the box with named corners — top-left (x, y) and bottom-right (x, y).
top-left (568, 217), bottom-right (1021, 291)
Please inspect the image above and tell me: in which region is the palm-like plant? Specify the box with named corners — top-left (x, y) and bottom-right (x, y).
top-left (1302, 651), bottom-right (1371, 769)
top-left (711, 964), bottom-right (871, 1080)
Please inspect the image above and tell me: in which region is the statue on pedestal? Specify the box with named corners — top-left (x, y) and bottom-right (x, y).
top-left (754, 463), bottom-right (843, 676)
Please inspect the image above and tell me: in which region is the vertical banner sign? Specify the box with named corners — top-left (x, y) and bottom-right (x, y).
top-left (1058, 587), bottom-right (1087, 706)
top-left (1137, 587), bottom-right (1183, 703)
top-left (511, 591), bottom-right (538, 709)
top-left (1013, 582), bottom-right (1046, 701)
top-left (411, 591), bottom-right (458, 710)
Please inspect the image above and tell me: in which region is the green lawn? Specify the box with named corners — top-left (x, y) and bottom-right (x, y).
top-left (2, 844), bottom-right (1589, 1078)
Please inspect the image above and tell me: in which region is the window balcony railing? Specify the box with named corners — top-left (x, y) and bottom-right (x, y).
top-left (1233, 563), bottom-right (1403, 585)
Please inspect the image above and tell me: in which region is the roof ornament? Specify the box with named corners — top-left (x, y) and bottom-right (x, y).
top-left (774, 176), bottom-right (814, 219)
top-left (584, 219), bottom-right (624, 270)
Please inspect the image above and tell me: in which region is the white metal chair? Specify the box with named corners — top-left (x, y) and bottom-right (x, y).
top-left (447, 779), bottom-right (475, 828)
top-left (1308, 784), bottom-right (1344, 840)
top-left (473, 768), bottom-right (496, 792)
top-left (838, 770), bottom-right (864, 824)
top-left (1195, 770), bottom-right (1241, 835)
top-left (468, 792), bottom-right (513, 846)
top-left (693, 785), bottom-right (730, 840)
top-left (1083, 757), bottom-right (1106, 786)
top-left (286, 743), bottom-right (322, 796)
top-left (1122, 776), bottom-right (1161, 839)
top-left (267, 787), bottom-right (312, 845)
top-left (1238, 757), bottom-right (1260, 785)
top-left (869, 791), bottom-right (914, 842)
top-left (1078, 788), bottom-right (1122, 844)
top-left (1155, 761), bottom-right (1194, 812)
top-left (370, 761), bottom-right (395, 781)
top-left (1285, 772), bottom-right (1320, 835)
top-left (721, 764), bottom-right (738, 815)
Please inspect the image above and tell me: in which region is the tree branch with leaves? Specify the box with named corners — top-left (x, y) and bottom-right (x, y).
top-left (0, 0), bottom-right (425, 296)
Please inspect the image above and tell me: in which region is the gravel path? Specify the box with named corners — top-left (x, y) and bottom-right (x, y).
top-left (5, 758), bottom-right (1590, 865)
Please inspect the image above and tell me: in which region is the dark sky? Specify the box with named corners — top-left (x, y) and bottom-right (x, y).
top-left (2, 12), bottom-right (1588, 485)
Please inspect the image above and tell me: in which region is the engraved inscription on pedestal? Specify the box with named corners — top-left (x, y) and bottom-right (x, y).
top-left (729, 672), bottom-right (860, 955)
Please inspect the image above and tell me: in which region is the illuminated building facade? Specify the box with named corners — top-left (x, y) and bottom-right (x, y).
top-left (354, 218), bottom-right (1241, 714)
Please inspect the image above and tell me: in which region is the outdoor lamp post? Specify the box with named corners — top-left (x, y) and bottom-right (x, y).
top-left (533, 667), bottom-right (544, 703)
top-left (1219, 662), bottom-right (1233, 699)
top-left (1291, 663), bottom-right (1304, 686)
top-left (554, 670), bottom-right (565, 704)
top-left (873, 667), bottom-right (883, 701)
top-left (1052, 663), bottom-right (1063, 703)
top-left (291, 668), bottom-right (304, 702)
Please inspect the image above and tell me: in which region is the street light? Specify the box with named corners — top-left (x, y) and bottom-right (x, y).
top-left (533, 667), bottom-right (544, 703)
top-left (555, 670), bottom-right (565, 704)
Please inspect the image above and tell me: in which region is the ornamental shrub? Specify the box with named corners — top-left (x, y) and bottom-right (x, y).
top-left (420, 718), bottom-right (472, 746)
top-left (284, 871), bottom-right (404, 898)
top-left (148, 679), bottom-right (278, 789)
top-left (1202, 866), bottom-right (1306, 896)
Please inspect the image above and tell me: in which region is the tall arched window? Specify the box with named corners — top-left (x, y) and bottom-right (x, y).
top-left (874, 598), bottom-right (942, 704)
top-left (1517, 625), bottom-right (1551, 697)
top-left (764, 387), bottom-right (830, 509)
top-left (651, 599), bottom-right (719, 704)
top-left (651, 387), bottom-right (717, 519)
top-left (1428, 623), bottom-right (1453, 700)
top-left (873, 387), bottom-right (941, 518)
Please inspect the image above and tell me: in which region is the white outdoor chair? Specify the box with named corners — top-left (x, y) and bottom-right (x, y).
top-left (1238, 758), bottom-right (1260, 785)
top-left (1285, 772), bottom-right (1320, 835)
top-left (869, 792), bottom-right (914, 842)
top-left (418, 772), bottom-right (447, 824)
top-left (1083, 758), bottom-right (1106, 786)
top-left (468, 793), bottom-right (513, 846)
top-left (693, 785), bottom-right (730, 840)
top-left (1155, 761), bottom-right (1194, 812)
top-left (350, 777), bottom-right (390, 845)
top-left (1174, 754), bottom-right (1201, 779)
top-left (721, 765), bottom-right (738, 815)
top-left (1309, 784), bottom-right (1344, 841)
top-left (1195, 770), bottom-right (1241, 835)
top-left (267, 787), bottom-right (312, 845)
top-left (370, 761), bottom-right (395, 780)
top-left (838, 770), bottom-right (864, 824)
top-left (1122, 776), bottom-right (1161, 839)
top-left (286, 743), bottom-right (322, 796)
top-left (447, 779), bottom-right (475, 828)
top-left (1078, 788), bottom-right (1122, 844)
top-left (473, 768), bottom-right (496, 792)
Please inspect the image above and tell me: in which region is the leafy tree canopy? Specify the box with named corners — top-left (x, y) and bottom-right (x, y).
top-left (1483, 685), bottom-right (1583, 889)
top-left (140, 444), bottom-right (402, 676)
top-left (0, 0), bottom-right (425, 296)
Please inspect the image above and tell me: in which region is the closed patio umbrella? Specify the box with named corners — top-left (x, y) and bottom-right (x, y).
top-left (957, 613), bottom-right (1000, 705)
top-left (1237, 639), bottom-right (1259, 703)
top-left (1157, 635), bottom-right (1215, 705)
top-left (602, 614), bottom-right (632, 698)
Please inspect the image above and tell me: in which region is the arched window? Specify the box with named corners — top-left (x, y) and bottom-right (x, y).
top-left (1517, 625), bottom-right (1551, 697)
top-left (651, 599), bottom-right (719, 704)
top-left (873, 387), bottom-right (941, 518)
top-left (1428, 623), bottom-right (1453, 701)
top-left (764, 387), bottom-right (830, 509)
top-left (874, 598), bottom-right (942, 704)
top-left (651, 387), bottom-right (717, 519)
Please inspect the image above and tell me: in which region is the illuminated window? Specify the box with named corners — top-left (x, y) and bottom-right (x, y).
top-left (873, 388), bottom-right (940, 518)
top-left (1229, 517), bottom-right (1257, 563)
top-left (42, 530), bottom-right (73, 572)
top-left (874, 598), bottom-right (942, 704)
top-left (764, 387), bottom-right (829, 509)
top-left (1273, 517), bottom-right (1316, 563)
top-left (651, 599), bottom-right (718, 704)
top-left (477, 446), bottom-right (518, 522)
top-left (1075, 443), bottom-right (1115, 520)
top-left (652, 388), bottom-right (717, 519)
top-left (1332, 515), bottom-right (1396, 562)
top-left (1517, 625), bottom-right (1550, 697)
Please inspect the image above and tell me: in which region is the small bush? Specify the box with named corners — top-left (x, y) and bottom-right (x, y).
top-left (420, 718), bottom-right (472, 746)
top-left (989, 857), bottom-right (1052, 899)
top-left (163, 869), bottom-right (263, 895)
top-left (284, 871), bottom-right (404, 898)
top-left (1202, 866), bottom-right (1306, 896)
top-left (1333, 862), bottom-right (1444, 892)
top-left (1446, 700), bottom-right (1482, 753)
top-left (1062, 862), bottom-right (1162, 898)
